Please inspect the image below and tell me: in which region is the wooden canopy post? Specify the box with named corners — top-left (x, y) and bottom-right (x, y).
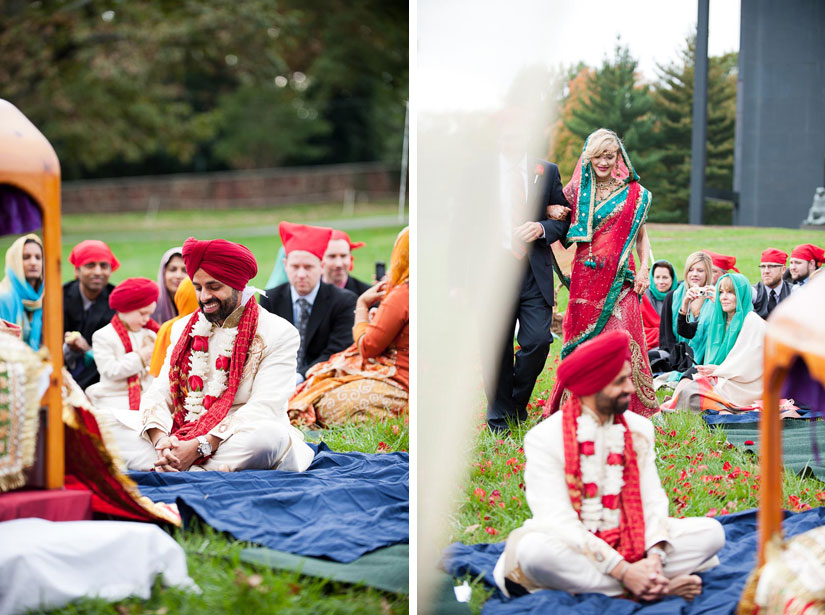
top-left (0, 99), bottom-right (64, 489)
top-left (758, 276), bottom-right (825, 566)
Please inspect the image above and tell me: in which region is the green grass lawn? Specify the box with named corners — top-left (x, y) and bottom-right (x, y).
top-left (449, 223), bottom-right (825, 613)
top-left (30, 205), bottom-right (408, 614)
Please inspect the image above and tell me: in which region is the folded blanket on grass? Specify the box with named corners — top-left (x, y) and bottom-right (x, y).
top-left (702, 408), bottom-right (813, 426)
top-left (131, 443), bottom-right (408, 563)
top-left (240, 544), bottom-right (409, 594)
top-left (712, 420), bottom-right (825, 481)
top-left (441, 507), bottom-right (825, 615)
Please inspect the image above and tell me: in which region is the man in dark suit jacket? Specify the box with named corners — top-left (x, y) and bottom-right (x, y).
top-left (323, 229), bottom-right (372, 297)
top-left (752, 248), bottom-right (793, 319)
top-left (485, 117), bottom-right (571, 432)
top-left (62, 240), bottom-right (120, 389)
top-left (260, 222), bottom-right (357, 385)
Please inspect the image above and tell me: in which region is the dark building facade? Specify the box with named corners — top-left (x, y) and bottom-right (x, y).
top-left (734, 0), bottom-right (825, 227)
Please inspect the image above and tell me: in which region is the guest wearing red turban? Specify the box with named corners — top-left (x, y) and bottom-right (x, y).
top-left (789, 243), bottom-right (824, 289)
top-left (260, 222), bottom-right (357, 385)
top-left (752, 248), bottom-right (792, 319)
top-left (701, 250), bottom-right (739, 284)
top-left (91, 235), bottom-right (314, 474)
top-left (86, 278), bottom-right (160, 412)
top-left (322, 229), bottom-right (372, 296)
top-left (494, 330), bottom-right (725, 602)
top-left (64, 239), bottom-right (121, 389)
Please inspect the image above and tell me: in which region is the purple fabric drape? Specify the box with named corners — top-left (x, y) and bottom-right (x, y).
top-left (0, 185), bottom-right (43, 235)
top-left (781, 357), bottom-right (825, 413)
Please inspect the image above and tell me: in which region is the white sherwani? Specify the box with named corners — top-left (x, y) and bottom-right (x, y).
top-left (94, 300), bottom-right (314, 472)
top-left (86, 323), bottom-right (156, 410)
top-left (493, 406), bottom-right (725, 597)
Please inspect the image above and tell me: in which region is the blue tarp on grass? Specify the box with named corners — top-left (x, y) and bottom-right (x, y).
top-left (131, 443), bottom-right (408, 563)
top-left (442, 507), bottom-right (825, 615)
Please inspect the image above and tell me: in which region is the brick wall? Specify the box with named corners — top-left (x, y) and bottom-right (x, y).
top-left (61, 162), bottom-right (399, 214)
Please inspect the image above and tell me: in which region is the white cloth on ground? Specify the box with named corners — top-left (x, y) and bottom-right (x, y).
top-left (0, 518), bottom-right (198, 615)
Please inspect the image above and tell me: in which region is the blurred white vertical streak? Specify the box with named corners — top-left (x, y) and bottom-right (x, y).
top-left (417, 1), bottom-right (567, 610)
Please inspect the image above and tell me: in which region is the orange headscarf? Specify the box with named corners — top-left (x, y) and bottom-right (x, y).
top-left (149, 277), bottom-right (198, 377)
top-left (387, 227), bottom-right (410, 289)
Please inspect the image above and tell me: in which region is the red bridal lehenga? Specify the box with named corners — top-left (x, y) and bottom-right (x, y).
top-left (549, 138), bottom-right (657, 417)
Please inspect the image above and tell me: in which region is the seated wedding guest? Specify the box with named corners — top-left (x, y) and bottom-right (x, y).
top-left (663, 273), bottom-right (766, 413)
top-left (150, 247), bottom-right (186, 324)
top-left (289, 228), bottom-right (409, 427)
top-left (63, 240), bottom-right (120, 389)
top-left (149, 277), bottom-right (198, 377)
top-left (752, 248), bottom-right (792, 319)
top-left (702, 250), bottom-right (738, 284)
top-left (260, 222), bottom-right (357, 385)
top-left (92, 237), bottom-right (314, 472)
top-left (788, 243), bottom-right (824, 290)
top-left (323, 230), bottom-right (372, 296)
top-left (0, 234), bottom-right (44, 350)
top-left (640, 260), bottom-right (676, 351)
top-left (494, 330), bottom-right (724, 602)
top-left (655, 251), bottom-right (714, 371)
top-left (86, 278), bottom-right (159, 410)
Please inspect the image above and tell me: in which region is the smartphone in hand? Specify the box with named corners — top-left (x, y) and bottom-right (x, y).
top-left (375, 261), bottom-right (386, 281)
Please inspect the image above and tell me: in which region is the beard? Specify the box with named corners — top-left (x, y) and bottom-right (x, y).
top-left (595, 391), bottom-right (631, 415)
top-left (199, 290), bottom-right (241, 323)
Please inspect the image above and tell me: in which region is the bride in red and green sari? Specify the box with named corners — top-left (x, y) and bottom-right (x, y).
top-left (549, 129), bottom-right (658, 417)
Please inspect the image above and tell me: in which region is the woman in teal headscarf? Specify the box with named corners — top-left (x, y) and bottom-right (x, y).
top-left (662, 273), bottom-right (767, 413)
top-left (0, 234), bottom-right (44, 350)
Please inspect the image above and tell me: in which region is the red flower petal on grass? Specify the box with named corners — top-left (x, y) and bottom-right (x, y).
top-left (485, 527), bottom-right (499, 536)
top-left (474, 488), bottom-right (486, 500)
top-left (744, 440), bottom-right (754, 446)
top-left (705, 508), bottom-right (718, 517)
top-left (376, 441), bottom-right (389, 452)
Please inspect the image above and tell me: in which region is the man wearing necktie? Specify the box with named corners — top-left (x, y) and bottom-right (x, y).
top-left (260, 222), bottom-right (357, 387)
top-left (484, 109), bottom-right (572, 433)
top-left (752, 248), bottom-right (793, 319)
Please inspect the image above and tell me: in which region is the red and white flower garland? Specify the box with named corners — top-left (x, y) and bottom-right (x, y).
top-left (183, 312), bottom-right (238, 423)
top-left (577, 413), bottom-right (626, 533)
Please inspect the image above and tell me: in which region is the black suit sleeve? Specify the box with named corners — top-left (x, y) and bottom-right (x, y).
top-left (676, 312), bottom-right (698, 339)
top-left (658, 289), bottom-right (677, 353)
top-left (538, 164), bottom-right (572, 245)
top-left (259, 290), bottom-right (273, 312)
top-left (302, 289), bottom-right (357, 375)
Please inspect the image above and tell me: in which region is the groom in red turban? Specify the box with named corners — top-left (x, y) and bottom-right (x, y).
top-left (92, 237), bottom-right (314, 474)
top-left (495, 330), bottom-right (725, 603)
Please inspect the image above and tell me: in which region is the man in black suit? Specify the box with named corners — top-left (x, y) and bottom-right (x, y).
top-left (485, 112), bottom-right (571, 433)
top-left (260, 222), bottom-right (357, 386)
top-left (752, 248), bottom-right (793, 319)
top-left (322, 229), bottom-right (372, 297)
top-left (63, 240), bottom-right (120, 389)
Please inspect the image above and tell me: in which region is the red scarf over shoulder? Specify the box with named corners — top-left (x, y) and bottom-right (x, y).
top-left (561, 395), bottom-right (646, 562)
top-left (111, 315), bottom-right (160, 411)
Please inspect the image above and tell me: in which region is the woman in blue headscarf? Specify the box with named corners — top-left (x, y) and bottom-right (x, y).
top-left (641, 259), bottom-right (677, 350)
top-left (662, 273), bottom-right (767, 412)
top-left (0, 234), bottom-right (44, 350)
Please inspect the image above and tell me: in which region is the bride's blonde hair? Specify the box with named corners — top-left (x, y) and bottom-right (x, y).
top-left (583, 128), bottom-right (621, 162)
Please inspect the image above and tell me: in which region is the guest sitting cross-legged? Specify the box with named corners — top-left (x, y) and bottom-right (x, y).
top-left (92, 237), bottom-right (314, 473)
top-left (63, 240), bottom-right (120, 389)
top-left (86, 278), bottom-right (160, 411)
top-left (494, 330), bottom-right (725, 602)
top-left (289, 228), bottom-right (409, 428)
top-left (662, 273), bottom-right (766, 413)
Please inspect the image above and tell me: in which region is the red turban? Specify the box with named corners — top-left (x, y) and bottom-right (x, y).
top-left (760, 248), bottom-right (788, 266)
top-left (791, 243), bottom-right (825, 266)
top-left (279, 222), bottom-right (333, 261)
top-left (702, 250), bottom-right (739, 273)
top-left (182, 238), bottom-right (258, 291)
top-left (329, 230), bottom-right (365, 271)
top-left (549, 331), bottom-right (631, 412)
top-left (69, 240), bottom-right (120, 272)
top-left (109, 278), bottom-right (159, 313)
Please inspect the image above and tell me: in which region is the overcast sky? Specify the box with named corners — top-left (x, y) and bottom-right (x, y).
top-left (418, 0), bottom-right (741, 112)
